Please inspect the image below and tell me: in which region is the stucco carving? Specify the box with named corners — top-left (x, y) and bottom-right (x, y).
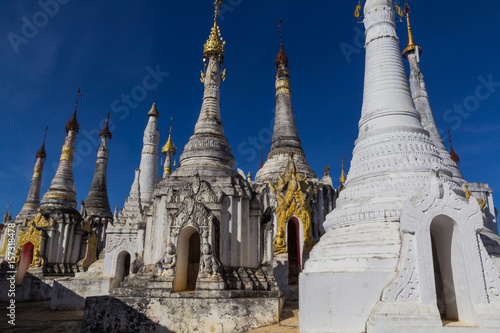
top-left (168, 173), bottom-right (223, 205)
top-left (15, 221), bottom-right (44, 267)
top-left (156, 243), bottom-right (176, 277)
top-left (269, 155), bottom-right (314, 255)
top-left (479, 238), bottom-right (500, 302)
top-left (383, 168), bottom-right (499, 306)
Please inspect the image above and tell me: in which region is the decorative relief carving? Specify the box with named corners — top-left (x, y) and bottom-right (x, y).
top-left (348, 131), bottom-right (442, 182)
top-left (268, 147), bottom-right (305, 159)
top-left (167, 173), bottom-right (223, 204)
top-left (478, 236), bottom-right (500, 302)
top-left (364, 4), bottom-right (397, 45)
top-left (170, 198), bottom-right (213, 231)
top-left (383, 236), bottom-right (419, 302)
top-left (156, 242), bottom-right (176, 277)
top-left (269, 154), bottom-right (314, 255)
top-left (382, 168), bottom-right (498, 307)
top-left (107, 234), bottom-right (137, 254)
top-left (15, 221), bottom-right (44, 267)
top-left (81, 229), bottom-right (98, 269)
top-left (162, 174), bottom-right (224, 279)
top-left (109, 235), bottom-right (137, 273)
top-left (184, 139), bottom-right (231, 152)
top-left (22, 209), bottom-right (54, 228)
top-left (199, 243), bottom-right (221, 278)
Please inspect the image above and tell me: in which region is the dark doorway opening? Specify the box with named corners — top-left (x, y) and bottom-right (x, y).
top-left (112, 251), bottom-right (131, 288)
top-left (287, 217), bottom-right (301, 285)
top-left (186, 232), bottom-right (200, 291)
top-left (174, 227), bottom-right (201, 292)
top-left (430, 217), bottom-right (458, 322)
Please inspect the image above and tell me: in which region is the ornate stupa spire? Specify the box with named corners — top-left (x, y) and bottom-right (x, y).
top-left (83, 112), bottom-right (113, 218)
top-left (255, 19), bottom-right (316, 182)
top-left (16, 127), bottom-right (48, 222)
top-left (162, 117), bottom-right (177, 177)
top-left (42, 89), bottom-right (81, 209)
top-left (402, 1), bottom-right (463, 183)
top-left (448, 129), bottom-right (460, 168)
top-left (177, 0), bottom-right (236, 176)
top-left (318, 0), bottom-right (443, 241)
top-left (138, 102), bottom-right (160, 207)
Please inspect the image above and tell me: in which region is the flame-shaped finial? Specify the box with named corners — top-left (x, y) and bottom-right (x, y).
top-left (162, 117), bottom-right (176, 155)
top-left (66, 88), bottom-right (81, 133)
top-left (340, 156), bottom-right (346, 184)
top-left (36, 126), bottom-right (48, 159)
top-left (204, 1), bottom-right (225, 63)
top-left (275, 19), bottom-right (289, 69)
top-left (99, 112), bottom-right (112, 138)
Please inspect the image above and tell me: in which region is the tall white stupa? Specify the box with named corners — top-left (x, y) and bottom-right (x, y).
top-left (299, 1), bottom-right (500, 332)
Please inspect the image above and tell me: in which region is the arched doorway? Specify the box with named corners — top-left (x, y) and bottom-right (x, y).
top-left (430, 215), bottom-right (476, 324)
top-left (15, 242), bottom-right (34, 285)
top-left (174, 226), bottom-right (201, 292)
top-left (112, 251), bottom-right (131, 288)
top-left (287, 217), bottom-right (301, 285)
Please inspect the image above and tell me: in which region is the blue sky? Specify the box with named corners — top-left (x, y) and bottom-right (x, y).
top-left (1, 0), bottom-right (499, 219)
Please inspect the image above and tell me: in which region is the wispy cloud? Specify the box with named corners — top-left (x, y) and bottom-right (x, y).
top-left (461, 124), bottom-right (500, 134)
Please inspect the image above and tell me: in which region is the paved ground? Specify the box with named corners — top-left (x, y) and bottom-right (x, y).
top-left (0, 301), bottom-right (83, 333)
top-left (0, 301), bottom-right (299, 332)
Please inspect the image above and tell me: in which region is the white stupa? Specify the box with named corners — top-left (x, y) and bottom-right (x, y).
top-left (299, 1), bottom-right (500, 332)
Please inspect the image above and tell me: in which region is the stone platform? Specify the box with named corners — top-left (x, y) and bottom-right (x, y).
top-left (0, 300), bottom-right (300, 333)
top-left (82, 290), bottom-right (283, 333)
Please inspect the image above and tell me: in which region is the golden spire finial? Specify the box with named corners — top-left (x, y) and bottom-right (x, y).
top-left (448, 129), bottom-right (460, 168)
top-left (340, 156), bottom-right (346, 184)
top-left (402, 0), bottom-right (422, 59)
top-left (204, 1), bottom-right (225, 63)
top-left (162, 117), bottom-right (176, 156)
top-left (162, 117), bottom-right (176, 176)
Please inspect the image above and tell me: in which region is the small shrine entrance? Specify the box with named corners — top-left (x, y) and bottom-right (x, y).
top-left (113, 251), bottom-right (131, 288)
top-left (287, 216), bottom-right (302, 285)
top-left (174, 226), bottom-right (201, 292)
top-left (430, 215), bottom-right (476, 324)
top-left (15, 242), bottom-right (34, 285)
